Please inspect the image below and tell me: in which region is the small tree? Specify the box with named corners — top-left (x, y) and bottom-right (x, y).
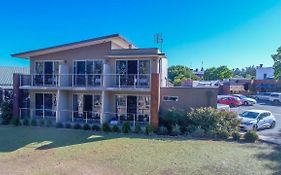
top-left (272, 47), bottom-right (281, 80)
top-left (0, 101), bottom-right (13, 124)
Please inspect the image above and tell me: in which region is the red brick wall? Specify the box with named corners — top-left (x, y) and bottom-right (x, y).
top-left (150, 73), bottom-right (160, 129)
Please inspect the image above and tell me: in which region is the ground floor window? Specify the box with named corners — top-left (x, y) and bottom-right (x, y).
top-left (35, 93), bottom-right (56, 119)
top-left (72, 94), bottom-right (102, 123)
top-left (116, 95), bottom-right (150, 124)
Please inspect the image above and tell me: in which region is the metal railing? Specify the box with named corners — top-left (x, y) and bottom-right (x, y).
top-left (104, 112), bottom-right (150, 127)
top-left (19, 74), bottom-right (150, 88)
top-left (19, 108), bottom-right (101, 124)
top-left (19, 108), bottom-right (56, 121)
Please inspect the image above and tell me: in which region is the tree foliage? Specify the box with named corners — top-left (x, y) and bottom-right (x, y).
top-left (168, 65), bottom-right (200, 86)
top-left (272, 47), bottom-right (281, 80)
top-left (232, 66), bottom-right (256, 79)
top-left (204, 66), bottom-right (233, 80)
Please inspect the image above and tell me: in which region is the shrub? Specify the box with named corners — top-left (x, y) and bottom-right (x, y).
top-left (187, 107), bottom-right (239, 133)
top-left (134, 124), bottom-right (142, 134)
top-left (39, 120), bottom-right (45, 127)
top-left (31, 119), bottom-right (37, 126)
top-left (102, 123), bottom-right (111, 132)
top-left (11, 117), bottom-right (20, 126)
top-left (45, 120), bottom-right (53, 128)
top-left (55, 122), bottom-right (64, 128)
top-left (145, 124), bottom-right (153, 135)
top-left (22, 118), bottom-right (30, 126)
top-left (92, 125), bottom-right (101, 131)
top-left (112, 125), bottom-right (121, 133)
top-left (64, 123), bottom-right (72, 129)
top-left (73, 123), bottom-right (82, 129)
top-left (205, 130), bottom-right (217, 138)
top-left (232, 131), bottom-right (241, 141)
top-left (185, 125), bottom-right (198, 134)
top-left (0, 101), bottom-right (13, 124)
top-left (170, 124), bottom-right (181, 136)
top-left (122, 122), bottom-right (131, 133)
top-left (83, 123), bottom-right (91, 130)
top-left (244, 131), bottom-right (259, 143)
top-left (159, 108), bottom-right (188, 133)
top-left (191, 128), bottom-right (205, 137)
top-left (217, 130), bottom-right (230, 140)
top-left (158, 126), bottom-right (169, 135)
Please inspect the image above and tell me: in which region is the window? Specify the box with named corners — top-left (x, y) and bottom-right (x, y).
top-left (163, 96), bottom-right (179, 102)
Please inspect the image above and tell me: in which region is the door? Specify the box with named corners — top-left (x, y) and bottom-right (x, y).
top-left (257, 113), bottom-right (267, 129)
top-left (127, 96), bottom-right (137, 121)
top-left (75, 61), bottom-right (86, 86)
top-left (127, 60), bottom-right (138, 86)
top-left (35, 94), bottom-right (43, 117)
top-left (83, 95), bottom-right (93, 118)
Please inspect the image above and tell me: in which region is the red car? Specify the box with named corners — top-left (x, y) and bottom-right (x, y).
top-left (217, 96), bottom-right (243, 107)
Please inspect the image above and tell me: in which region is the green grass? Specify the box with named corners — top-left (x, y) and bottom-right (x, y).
top-left (0, 126), bottom-right (280, 175)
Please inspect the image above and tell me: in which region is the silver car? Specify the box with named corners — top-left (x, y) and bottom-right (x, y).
top-left (239, 110), bottom-right (276, 131)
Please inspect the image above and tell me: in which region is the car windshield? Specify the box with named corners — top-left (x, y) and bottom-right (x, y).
top-left (240, 111), bottom-right (259, 119)
top-left (235, 95), bottom-right (246, 98)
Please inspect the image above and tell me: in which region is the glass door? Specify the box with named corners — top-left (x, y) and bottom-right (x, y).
top-left (74, 61), bottom-right (86, 86)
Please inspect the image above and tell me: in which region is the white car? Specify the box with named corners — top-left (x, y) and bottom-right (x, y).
top-left (269, 93), bottom-right (281, 104)
top-left (217, 103), bottom-right (230, 111)
top-left (231, 94), bottom-right (257, 106)
top-left (255, 92), bottom-right (271, 101)
top-left (239, 110), bottom-right (276, 131)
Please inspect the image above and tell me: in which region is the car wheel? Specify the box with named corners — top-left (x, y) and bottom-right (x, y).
top-left (230, 103), bottom-right (235, 108)
top-left (244, 101), bottom-right (249, 106)
top-left (253, 124), bottom-right (258, 131)
top-left (270, 121), bottom-right (276, 129)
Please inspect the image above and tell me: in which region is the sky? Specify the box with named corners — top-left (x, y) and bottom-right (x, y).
top-left (1, 0), bottom-right (281, 69)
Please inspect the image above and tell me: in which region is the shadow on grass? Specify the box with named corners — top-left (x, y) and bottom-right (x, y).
top-left (0, 126), bottom-right (123, 152)
top-left (243, 143), bottom-right (281, 175)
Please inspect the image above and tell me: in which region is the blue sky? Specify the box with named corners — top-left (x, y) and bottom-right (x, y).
top-left (1, 0), bottom-right (281, 69)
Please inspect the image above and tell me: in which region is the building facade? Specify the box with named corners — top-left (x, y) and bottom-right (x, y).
top-left (256, 66), bottom-right (275, 80)
top-left (12, 34), bottom-right (217, 129)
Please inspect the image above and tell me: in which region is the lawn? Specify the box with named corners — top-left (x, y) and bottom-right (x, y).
top-left (0, 126), bottom-right (280, 175)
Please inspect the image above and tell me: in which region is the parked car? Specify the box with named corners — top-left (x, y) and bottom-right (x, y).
top-left (217, 96), bottom-right (243, 107)
top-left (268, 93), bottom-right (281, 104)
top-left (239, 110), bottom-right (276, 131)
top-left (217, 103), bottom-right (230, 111)
top-left (254, 92), bottom-right (271, 101)
top-left (231, 94), bottom-right (257, 106)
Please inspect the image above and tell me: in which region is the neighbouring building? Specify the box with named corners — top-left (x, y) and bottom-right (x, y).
top-left (12, 34), bottom-right (217, 129)
top-left (0, 67), bottom-right (29, 104)
top-left (256, 65), bottom-right (275, 80)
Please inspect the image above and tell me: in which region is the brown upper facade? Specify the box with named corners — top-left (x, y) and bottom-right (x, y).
top-left (12, 34), bottom-right (168, 90)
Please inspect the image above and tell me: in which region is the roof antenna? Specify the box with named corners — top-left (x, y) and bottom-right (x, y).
top-left (154, 33), bottom-right (163, 52)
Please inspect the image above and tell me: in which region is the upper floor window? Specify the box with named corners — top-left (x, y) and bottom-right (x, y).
top-left (163, 96), bottom-right (179, 102)
top-left (74, 60), bottom-right (103, 75)
top-left (35, 61), bottom-right (59, 75)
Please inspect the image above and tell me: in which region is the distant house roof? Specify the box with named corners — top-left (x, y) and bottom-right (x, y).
top-left (0, 67), bottom-right (29, 89)
top-left (11, 34), bottom-right (136, 59)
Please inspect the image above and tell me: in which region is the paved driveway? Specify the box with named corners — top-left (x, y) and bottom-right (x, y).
top-left (231, 100), bottom-right (281, 142)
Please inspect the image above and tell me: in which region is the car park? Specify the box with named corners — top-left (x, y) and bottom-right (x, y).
top-left (239, 109), bottom-right (276, 131)
top-left (268, 93), bottom-right (281, 104)
top-left (254, 92), bottom-right (271, 101)
top-left (231, 94), bottom-right (257, 106)
top-left (217, 95), bottom-right (243, 107)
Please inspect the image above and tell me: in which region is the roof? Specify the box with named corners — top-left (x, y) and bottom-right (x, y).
top-left (246, 109), bottom-right (271, 113)
top-left (11, 34), bottom-right (136, 59)
top-left (106, 48), bottom-right (166, 58)
top-left (0, 67), bottom-right (29, 89)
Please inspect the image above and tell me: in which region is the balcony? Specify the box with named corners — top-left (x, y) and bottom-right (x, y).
top-left (19, 74), bottom-right (151, 90)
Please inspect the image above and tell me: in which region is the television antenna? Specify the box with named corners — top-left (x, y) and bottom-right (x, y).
top-left (154, 33), bottom-right (163, 52)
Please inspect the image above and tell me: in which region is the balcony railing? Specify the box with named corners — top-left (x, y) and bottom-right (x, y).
top-left (104, 112), bottom-right (150, 127)
top-left (19, 74), bottom-right (150, 89)
top-left (19, 108), bottom-right (149, 127)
